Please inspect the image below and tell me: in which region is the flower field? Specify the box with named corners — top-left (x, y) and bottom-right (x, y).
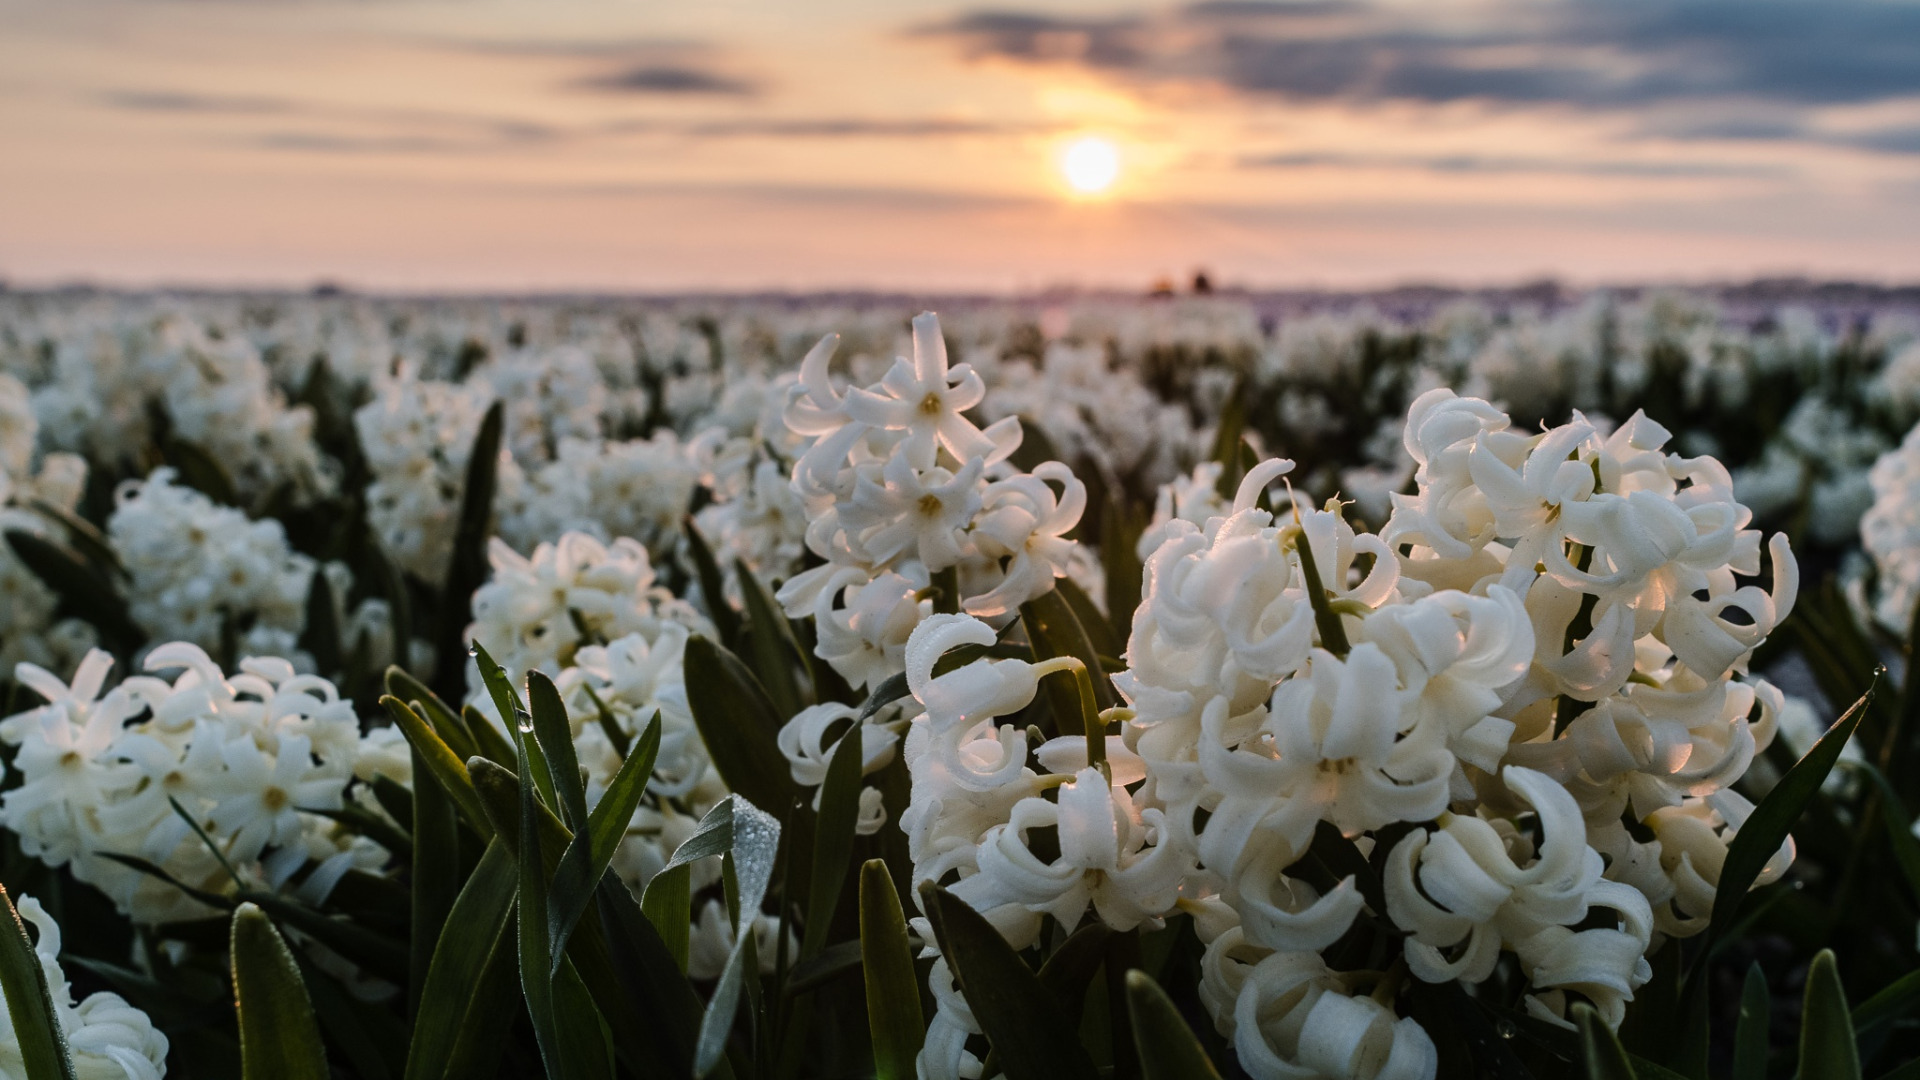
top-left (0, 286), bottom-right (1916, 1079)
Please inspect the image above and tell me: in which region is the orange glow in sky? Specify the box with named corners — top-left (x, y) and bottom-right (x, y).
top-left (2, 0), bottom-right (1918, 291)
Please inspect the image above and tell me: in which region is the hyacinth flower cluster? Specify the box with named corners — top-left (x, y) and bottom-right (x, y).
top-left (0, 644), bottom-right (394, 925)
top-left (889, 386), bottom-right (1798, 1080)
top-left (766, 315), bottom-right (1095, 830)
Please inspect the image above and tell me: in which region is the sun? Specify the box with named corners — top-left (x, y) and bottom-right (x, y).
top-left (1060, 136), bottom-right (1120, 196)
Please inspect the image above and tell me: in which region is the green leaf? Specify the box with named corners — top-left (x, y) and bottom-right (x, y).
top-left (236, 892), bottom-right (409, 986)
top-left (1799, 950), bottom-right (1861, 1080)
top-left (1854, 968), bottom-right (1920, 1036)
top-left (509, 676), bottom-right (574, 1080)
top-left (25, 496), bottom-right (123, 579)
top-left (527, 670), bottom-right (589, 831)
top-left (1208, 383), bottom-right (1248, 498)
top-left (684, 517), bottom-right (744, 654)
top-left (164, 436), bottom-right (241, 507)
top-left (366, 536), bottom-right (414, 674)
top-left (405, 841), bottom-right (517, 1080)
top-left (1055, 575), bottom-right (1119, 666)
top-left (595, 874), bottom-right (725, 1079)
top-left (641, 863), bottom-right (693, 974)
top-left (1036, 923), bottom-right (1113, 1025)
top-left (695, 796), bottom-right (783, 1078)
top-left (736, 555), bottom-right (809, 720)
top-left (380, 695), bottom-right (492, 840)
top-left (1843, 760), bottom-right (1920, 904)
top-left (0, 886), bottom-right (76, 1080)
top-left (473, 641), bottom-right (557, 811)
top-left (1022, 586), bottom-right (1117, 717)
top-left (230, 903), bottom-right (329, 1080)
top-left (1576, 1003), bottom-right (1639, 1080)
top-left (409, 746), bottom-right (458, 1015)
top-left (434, 398), bottom-right (502, 699)
top-left (467, 759), bottom-right (677, 1078)
top-left (802, 726), bottom-right (865, 959)
top-left (1706, 680), bottom-right (1874, 940)
top-left (920, 883), bottom-right (1099, 1080)
top-left (4, 530), bottom-right (144, 648)
top-left (1124, 970), bottom-right (1222, 1080)
top-left (299, 567), bottom-right (342, 677)
top-left (684, 634), bottom-right (799, 814)
top-left (861, 861), bottom-right (924, 1080)
top-left (1734, 963), bottom-right (1769, 1080)
top-left (1100, 497), bottom-right (1145, 647)
top-left (462, 703), bottom-right (520, 767)
top-left (548, 712), bottom-right (662, 975)
top-left (383, 668), bottom-right (476, 761)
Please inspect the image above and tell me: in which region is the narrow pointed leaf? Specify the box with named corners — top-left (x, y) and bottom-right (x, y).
top-left (736, 555), bottom-right (808, 719)
top-left (473, 641), bottom-right (557, 810)
top-left (404, 842), bottom-right (517, 1080)
top-left (300, 568), bottom-right (342, 678)
top-left (684, 518), bottom-right (743, 654)
top-left (1125, 970), bottom-right (1222, 1080)
top-left (1708, 680), bottom-right (1874, 938)
top-left (0, 886), bottom-right (76, 1080)
top-left (1055, 575), bottom-right (1119, 665)
top-left (5, 530), bottom-right (143, 648)
top-left (409, 748), bottom-right (457, 1015)
top-left (527, 670), bottom-right (588, 830)
top-left (1799, 950), bottom-right (1861, 1080)
top-left (641, 864), bottom-right (693, 973)
top-left (1022, 586), bottom-right (1116, 719)
top-left (385, 668), bottom-right (475, 761)
top-left (1733, 963), bottom-right (1769, 1080)
top-left (1855, 968), bottom-right (1920, 1036)
top-left (802, 727), bottom-right (865, 959)
top-left (434, 398), bottom-right (501, 700)
top-left (695, 796), bottom-right (782, 1078)
top-left (230, 903), bottom-right (329, 1080)
top-left (549, 712), bottom-right (662, 973)
top-left (164, 436), bottom-right (241, 507)
top-left (684, 635), bottom-right (798, 814)
top-left (511, 692), bottom-right (569, 1080)
top-left (1575, 1003), bottom-right (1639, 1080)
top-left (381, 694), bottom-right (492, 840)
top-left (920, 883), bottom-right (1099, 1080)
top-left (860, 861), bottom-right (924, 1080)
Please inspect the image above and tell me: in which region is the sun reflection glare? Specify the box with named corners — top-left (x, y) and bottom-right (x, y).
top-left (1061, 136), bottom-right (1120, 195)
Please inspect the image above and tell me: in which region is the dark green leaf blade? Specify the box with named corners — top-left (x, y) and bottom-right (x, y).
top-left (861, 861), bottom-right (924, 1080)
top-left (434, 398), bottom-right (502, 700)
top-left (1799, 950), bottom-right (1861, 1080)
top-left (1733, 962), bottom-right (1769, 1080)
top-left (404, 841), bottom-right (518, 1080)
top-left (802, 726), bottom-right (865, 959)
top-left (1124, 970), bottom-right (1222, 1080)
top-left (920, 883), bottom-right (1098, 1080)
top-left (684, 634), bottom-right (798, 814)
top-left (549, 711), bottom-right (662, 974)
top-left (1708, 679), bottom-right (1874, 937)
top-left (0, 886), bottom-right (76, 1080)
top-left (1575, 1002), bottom-right (1639, 1080)
top-left (380, 694), bottom-right (492, 840)
top-left (230, 903), bottom-right (329, 1080)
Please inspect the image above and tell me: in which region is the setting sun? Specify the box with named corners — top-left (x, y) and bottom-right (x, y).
top-left (1061, 136), bottom-right (1120, 195)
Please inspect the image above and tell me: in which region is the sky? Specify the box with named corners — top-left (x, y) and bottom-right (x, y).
top-left (4, 0), bottom-right (1920, 292)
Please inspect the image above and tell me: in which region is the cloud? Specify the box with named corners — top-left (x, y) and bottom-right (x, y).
top-left (605, 117), bottom-right (1055, 138)
top-left (577, 64), bottom-right (757, 96)
top-left (919, 1), bottom-right (1920, 110)
top-left (1239, 151), bottom-right (1781, 178)
top-left (98, 90), bottom-right (292, 114)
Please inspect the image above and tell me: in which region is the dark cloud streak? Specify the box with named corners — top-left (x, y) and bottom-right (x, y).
top-left (920, 1), bottom-right (1920, 109)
